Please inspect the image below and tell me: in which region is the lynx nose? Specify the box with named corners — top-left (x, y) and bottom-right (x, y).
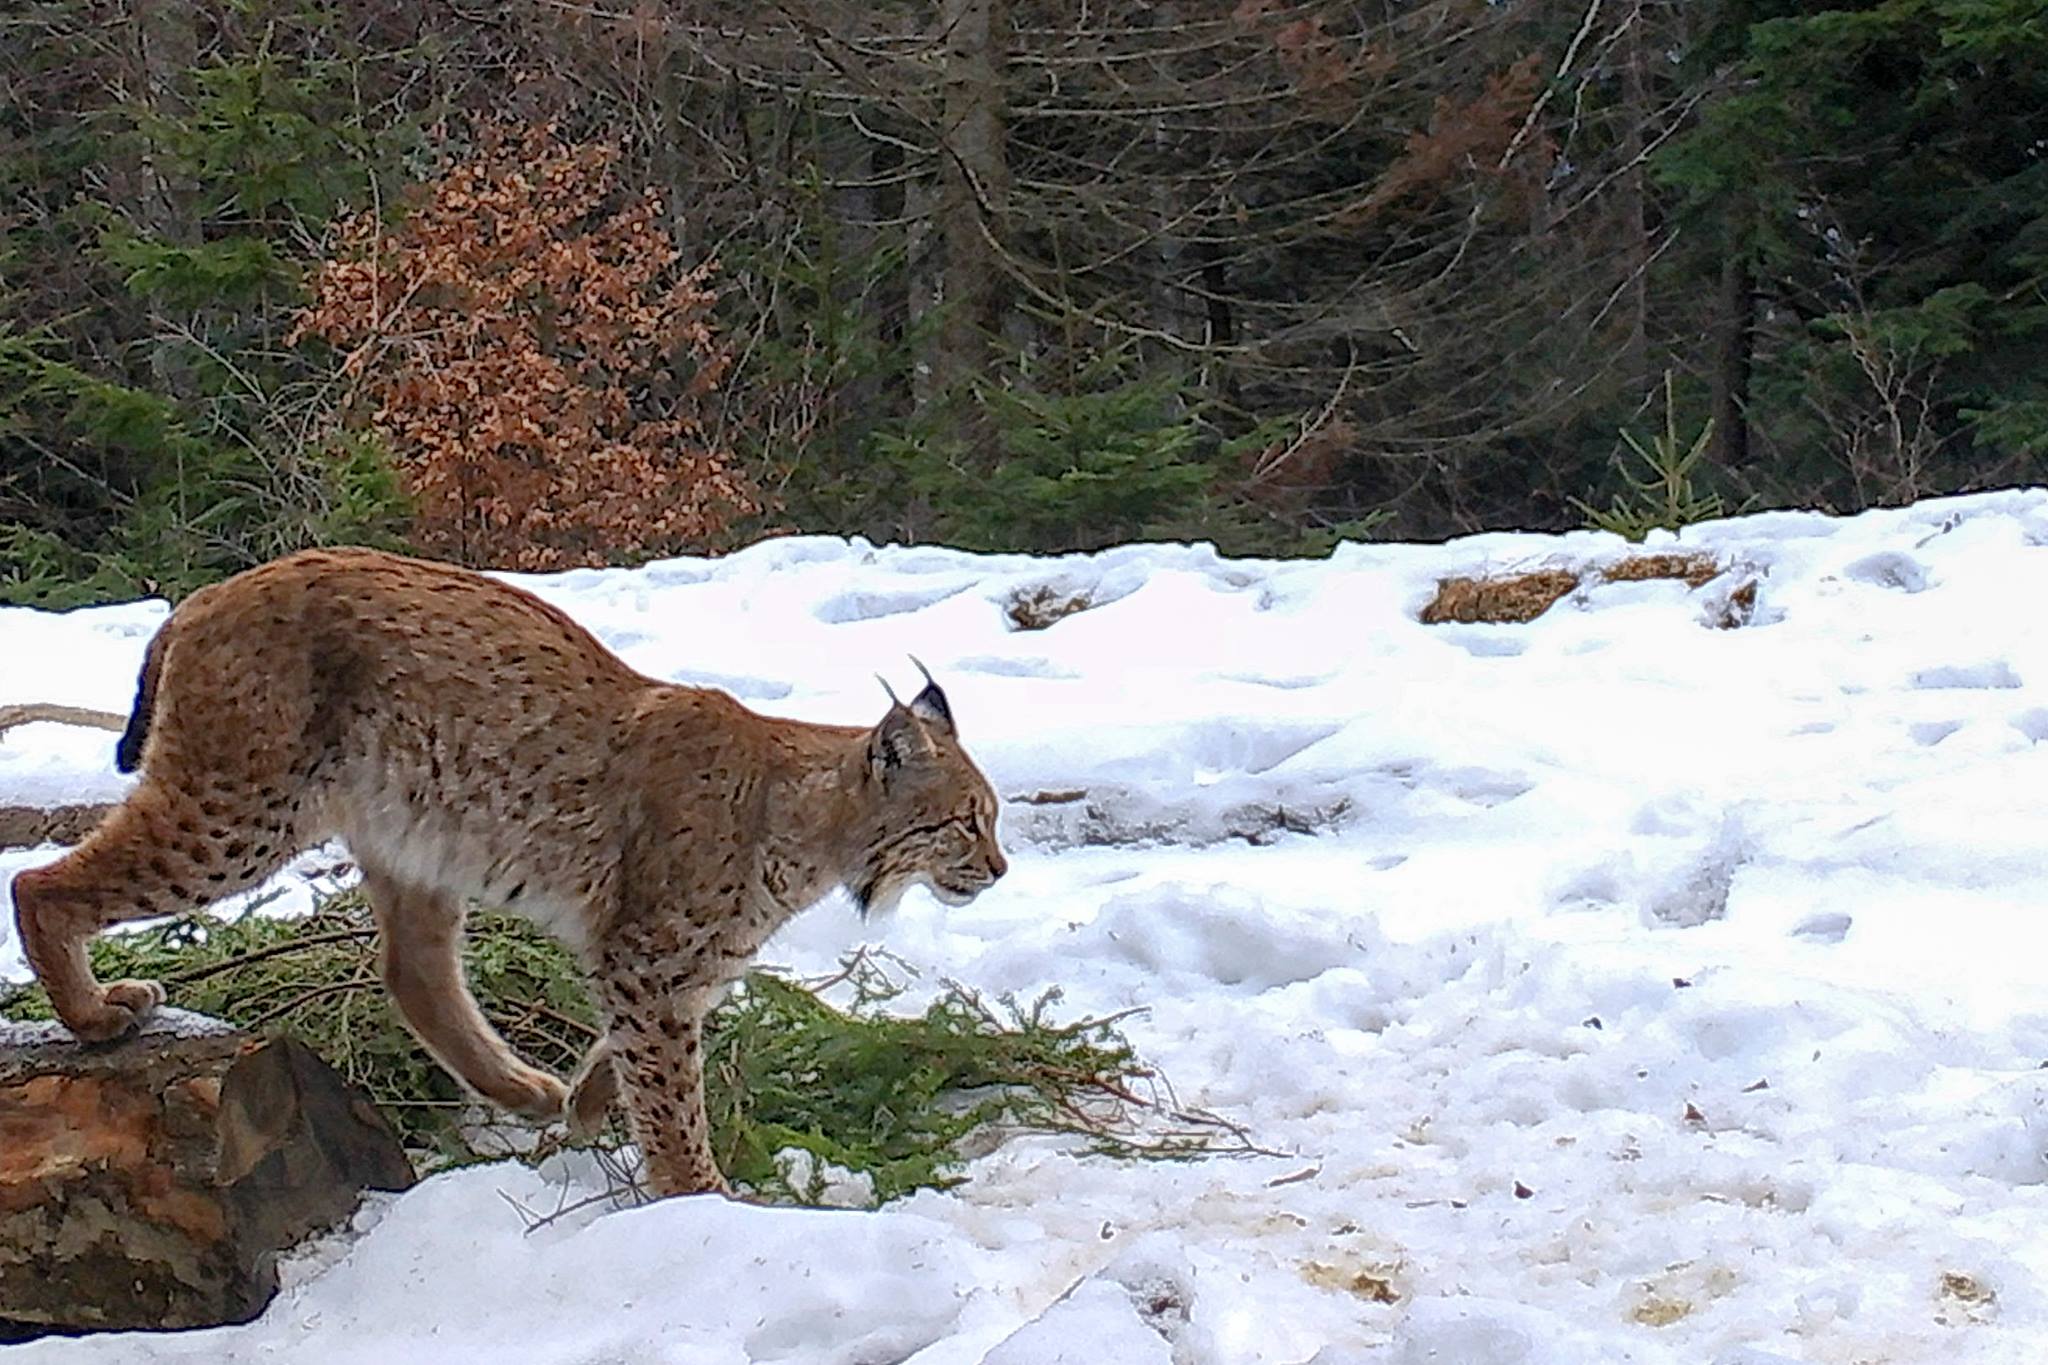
top-left (985, 848), bottom-right (1008, 883)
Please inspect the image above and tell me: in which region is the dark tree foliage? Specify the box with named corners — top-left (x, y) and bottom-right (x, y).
top-left (1658, 0), bottom-right (2048, 509)
top-left (2, 0), bottom-right (2045, 603)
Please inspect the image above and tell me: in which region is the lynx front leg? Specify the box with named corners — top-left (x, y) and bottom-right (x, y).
top-left (564, 1033), bottom-right (619, 1139)
top-left (600, 977), bottom-right (728, 1198)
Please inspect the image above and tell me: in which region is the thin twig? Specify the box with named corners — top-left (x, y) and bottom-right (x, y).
top-left (164, 926), bottom-right (377, 986)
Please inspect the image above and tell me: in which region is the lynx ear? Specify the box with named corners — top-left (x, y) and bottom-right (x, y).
top-left (869, 703), bottom-right (934, 781)
top-left (907, 656), bottom-right (955, 734)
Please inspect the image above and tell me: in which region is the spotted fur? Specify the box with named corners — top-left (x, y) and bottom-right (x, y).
top-left (9, 547), bottom-right (1007, 1198)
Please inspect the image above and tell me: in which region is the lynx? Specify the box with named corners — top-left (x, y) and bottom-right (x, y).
top-left (6, 547), bottom-right (1007, 1197)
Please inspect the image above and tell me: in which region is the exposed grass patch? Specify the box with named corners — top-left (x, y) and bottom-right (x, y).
top-left (1419, 553), bottom-right (1730, 625)
top-left (1419, 568), bottom-right (1581, 624)
top-left (1302, 1258), bottom-right (1402, 1305)
top-left (0, 893), bottom-right (1220, 1203)
top-left (1629, 1293), bottom-right (1694, 1328)
top-left (1940, 1271), bottom-right (1994, 1305)
top-left (1601, 551), bottom-right (1721, 588)
top-left (1007, 584), bottom-right (1095, 631)
top-left (1712, 579), bottom-right (1760, 629)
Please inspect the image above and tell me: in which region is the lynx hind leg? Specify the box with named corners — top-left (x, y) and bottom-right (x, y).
top-left (11, 782), bottom-right (298, 1041)
top-left (362, 868), bottom-right (568, 1120)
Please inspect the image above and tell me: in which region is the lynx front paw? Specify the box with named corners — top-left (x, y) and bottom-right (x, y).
top-left (659, 1169), bottom-right (736, 1200)
top-left (63, 978), bottom-right (166, 1042)
top-left (564, 1041), bottom-right (619, 1139)
top-left (500, 1068), bottom-right (571, 1121)
top-left (642, 1155), bottom-right (735, 1201)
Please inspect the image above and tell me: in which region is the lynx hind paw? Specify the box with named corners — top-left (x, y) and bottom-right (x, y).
top-left (64, 978), bottom-right (166, 1042)
top-left (105, 978), bottom-right (167, 1013)
top-left (507, 1070), bottom-right (570, 1121)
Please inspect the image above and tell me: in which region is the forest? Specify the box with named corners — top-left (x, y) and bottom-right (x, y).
top-left (2, 0), bottom-right (2044, 603)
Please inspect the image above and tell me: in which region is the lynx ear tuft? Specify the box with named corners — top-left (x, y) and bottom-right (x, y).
top-left (906, 656), bottom-right (954, 733)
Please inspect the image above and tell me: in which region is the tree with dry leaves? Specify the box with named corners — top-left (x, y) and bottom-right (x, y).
top-left (293, 122), bottom-right (761, 571)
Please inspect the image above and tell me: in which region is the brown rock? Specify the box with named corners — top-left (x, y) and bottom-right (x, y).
top-left (0, 1009), bottom-right (413, 1334)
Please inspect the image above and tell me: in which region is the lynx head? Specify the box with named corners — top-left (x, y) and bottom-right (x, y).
top-left (852, 665), bottom-right (1007, 916)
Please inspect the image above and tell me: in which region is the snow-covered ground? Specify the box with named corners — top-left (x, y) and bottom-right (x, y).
top-left (8, 491), bottom-right (2048, 1363)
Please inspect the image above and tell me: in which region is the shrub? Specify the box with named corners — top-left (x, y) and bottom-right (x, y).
top-left (293, 123), bottom-right (763, 571)
top-left (1574, 372), bottom-right (1726, 542)
top-left (874, 363), bottom-right (1219, 553)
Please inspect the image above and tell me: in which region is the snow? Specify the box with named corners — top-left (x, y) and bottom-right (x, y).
top-left (9, 490), bottom-right (2048, 1361)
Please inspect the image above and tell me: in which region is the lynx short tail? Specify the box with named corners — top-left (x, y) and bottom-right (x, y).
top-left (115, 630), bottom-right (167, 773)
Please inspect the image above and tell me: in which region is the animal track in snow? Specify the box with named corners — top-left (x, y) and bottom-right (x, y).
top-left (1182, 719), bottom-right (1343, 777)
top-left (950, 654), bottom-right (1079, 680)
top-left (1436, 766), bottom-right (1536, 809)
top-left (1841, 550), bottom-right (1931, 593)
top-left (1438, 630), bottom-right (1528, 659)
top-left (1909, 661), bottom-right (2022, 691)
top-left (1210, 669), bottom-right (1339, 690)
top-left (1792, 912), bottom-right (1853, 943)
top-left (1908, 720), bottom-right (1964, 747)
top-left (812, 582), bottom-right (975, 624)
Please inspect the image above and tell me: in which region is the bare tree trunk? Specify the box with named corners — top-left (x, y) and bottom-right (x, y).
top-left (933, 0), bottom-right (1010, 461)
top-left (904, 165), bottom-right (940, 420)
top-left (821, 111), bottom-right (887, 435)
top-left (1711, 249), bottom-right (1753, 471)
top-left (129, 0), bottom-right (199, 400)
top-left (1618, 0), bottom-right (1650, 401)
